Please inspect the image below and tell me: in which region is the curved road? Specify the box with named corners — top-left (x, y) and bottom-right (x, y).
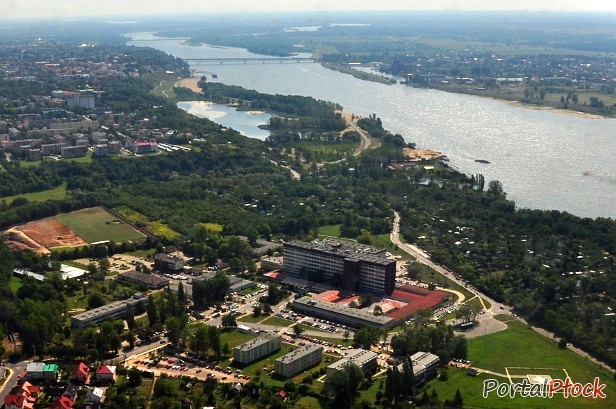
top-left (390, 211), bottom-right (614, 372)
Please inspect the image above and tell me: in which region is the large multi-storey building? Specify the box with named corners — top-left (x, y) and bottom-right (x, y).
top-left (283, 240), bottom-right (396, 295)
top-left (233, 335), bottom-right (282, 365)
top-left (274, 345), bottom-right (323, 378)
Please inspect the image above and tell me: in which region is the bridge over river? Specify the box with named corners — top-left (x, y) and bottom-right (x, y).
top-left (184, 57), bottom-right (315, 64)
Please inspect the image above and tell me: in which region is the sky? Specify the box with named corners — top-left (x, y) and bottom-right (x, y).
top-left (2, 0), bottom-right (616, 20)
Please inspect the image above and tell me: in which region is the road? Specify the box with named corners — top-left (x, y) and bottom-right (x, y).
top-left (390, 210), bottom-right (615, 371)
top-left (0, 363), bottom-right (26, 403)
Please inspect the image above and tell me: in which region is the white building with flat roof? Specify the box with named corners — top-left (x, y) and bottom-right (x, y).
top-left (274, 345), bottom-right (323, 378)
top-left (233, 335), bottom-right (281, 364)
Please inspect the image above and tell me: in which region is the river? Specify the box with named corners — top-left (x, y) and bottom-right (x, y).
top-left (128, 32), bottom-right (616, 219)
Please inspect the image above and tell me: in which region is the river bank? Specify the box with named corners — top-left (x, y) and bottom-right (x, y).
top-left (321, 63), bottom-right (396, 85)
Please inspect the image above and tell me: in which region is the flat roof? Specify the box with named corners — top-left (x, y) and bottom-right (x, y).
top-left (276, 345), bottom-right (322, 364)
top-left (234, 335), bottom-right (280, 352)
top-left (293, 296), bottom-right (394, 326)
top-left (328, 349), bottom-right (377, 370)
top-left (285, 240), bottom-right (393, 266)
top-left (72, 294), bottom-right (146, 322)
top-left (119, 270), bottom-right (169, 287)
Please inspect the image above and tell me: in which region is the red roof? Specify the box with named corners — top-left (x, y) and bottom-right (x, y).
top-left (74, 362), bottom-right (89, 377)
top-left (278, 390), bottom-right (288, 399)
top-left (96, 365), bottom-right (113, 375)
top-left (386, 285), bottom-right (449, 322)
top-left (51, 396), bottom-right (73, 409)
top-left (4, 394), bottom-right (24, 406)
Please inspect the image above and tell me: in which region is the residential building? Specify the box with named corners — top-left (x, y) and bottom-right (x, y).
top-left (27, 149), bottom-right (42, 161)
top-left (274, 345), bottom-right (323, 378)
top-left (107, 141), bottom-right (121, 153)
top-left (84, 387), bottom-right (105, 407)
top-left (327, 349), bottom-right (379, 376)
top-left (66, 90), bottom-right (95, 110)
top-left (291, 296), bottom-right (394, 329)
top-left (50, 396), bottom-right (74, 409)
top-left (24, 362), bottom-right (45, 380)
top-left (61, 145), bottom-right (88, 158)
top-left (95, 365), bottom-right (116, 383)
top-left (4, 394), bottom-right (26, 409)
top-left (71, 293), bottom-right (147, 328)
top-left (93, 144), bottom-right (108, 157)
top-left (126, 140), bottom-right (158, 154)
top-left (72, 362), bottom-right (90, 383)
top-left (118, 270), bottom-right (169, 290)
top-left (233, 335), bottom-right (282, 365)
top-left (283, 240), bottom-right (396, 295)
top-left (41, 143), bottom-right (66, 156)
top-left (43, 363), bottom-right (59, 381)
top-left (154, 253), bottom-right (184, 272)
top-left (396, 351), bottom-right (440, 387)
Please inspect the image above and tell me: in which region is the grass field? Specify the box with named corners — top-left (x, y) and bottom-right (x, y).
top-left (260, 316), bottom-right (295, 327)
top-left (55, 207), bottom-right (145, 244)
top-left (1, 183), bottom-right (67, 204)
top-left (8, 276), bottom-right (22, 294)
top-left (220, 329), bottom-right (255, 349)
top-left (237, 314), bottom-right (267, 324)
top-left (426, 320), bottom-right (616, 408)
top-left (116, 206), bottom-right (180, 241)
top-left (318, 224), bottom-right (341, 237)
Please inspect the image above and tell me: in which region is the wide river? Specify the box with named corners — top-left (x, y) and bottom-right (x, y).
top-left (128, 33), bottom-right (616, 219)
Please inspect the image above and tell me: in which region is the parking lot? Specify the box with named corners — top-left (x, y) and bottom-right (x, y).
top-left (126, 350), bottom-right (250, 384)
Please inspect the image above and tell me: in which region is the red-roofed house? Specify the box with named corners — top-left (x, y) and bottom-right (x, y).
top-left (277, 390), bottom-right (288, 400)
top-left (20, 381), bottom-right (40, 398)
top-left (50, 396), bottom-right (73, 409)
top-left (73, 362), bottom-right (90, 383)
top-left (4, 394), bottom-right (25, 409)
top-left (95, 365), bottom-right (116, 383)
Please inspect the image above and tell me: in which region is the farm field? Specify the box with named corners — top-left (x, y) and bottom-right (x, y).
top-left (55, 207), bottom-right (145, 244)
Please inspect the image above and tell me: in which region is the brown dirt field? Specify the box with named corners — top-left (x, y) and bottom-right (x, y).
top-left (11, 218), bottom-right (87, 250)
top-left (177, 77), bottom-right (202, 93)
top-left (3, 228), bottom-right (50, 254)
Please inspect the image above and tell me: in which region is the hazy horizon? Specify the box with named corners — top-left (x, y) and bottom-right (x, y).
top-left (2, 0), bottom-right (616, 21)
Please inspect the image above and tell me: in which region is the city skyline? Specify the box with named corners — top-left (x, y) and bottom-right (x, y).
top-left (2, 0), bottom-right (616, 20)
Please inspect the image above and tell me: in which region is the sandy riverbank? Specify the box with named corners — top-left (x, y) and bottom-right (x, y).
top-left (177, 77), bottom-right (202, 93)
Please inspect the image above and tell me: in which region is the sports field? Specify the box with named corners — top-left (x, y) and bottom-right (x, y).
top-left (55, 207), bottom-right (145, 244)
top-left (427, 319), bottom-right (615, 408)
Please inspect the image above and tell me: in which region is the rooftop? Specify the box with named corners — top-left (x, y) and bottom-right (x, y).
top-left (234, 335), bottom-right (281, 352)
top-left (276, 345), bottom-right (323, 364)
top-left (285, 240), bottom-right (394, 266)
top-left (293, 296), bottom-right (394, 326)
top-left (119, 270), bottom-right (169, 287)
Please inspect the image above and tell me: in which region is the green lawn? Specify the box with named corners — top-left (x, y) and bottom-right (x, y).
top-left (309, 335), bottom-right (353, 348)
top-left (318, 224), bottom-right (341, 237)
top-left (415, 267), bottom-right (475, 302)
top-left (237, 314), bottom-right (267, 324)
top-left (55, 207), bottom-right (145, 243)
top-left (426, 320), bottom-right (616, 408)
top-left (260, 316), bottom-right (295, 327)
top-left (294, 396), bottom-right (321, 409)
top-left (220, 329), bottom-right (255, 349)
top-left (1, 183), bottom-right (67, 204)
top-left (8, 276), bottom-right (22, 294)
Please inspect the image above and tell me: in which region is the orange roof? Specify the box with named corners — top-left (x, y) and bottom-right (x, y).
top-left (386, 285), bottom-right (449, 322)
